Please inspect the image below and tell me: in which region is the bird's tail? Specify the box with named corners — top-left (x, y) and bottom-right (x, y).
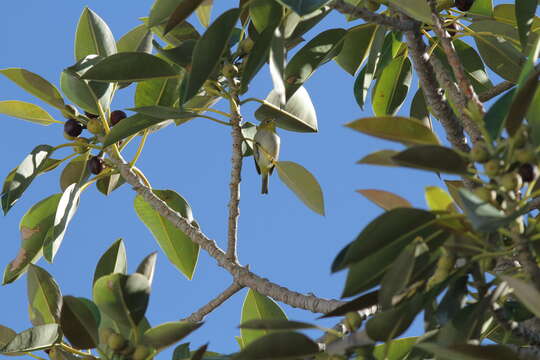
top-left (261, 174), bottom-right (269, 194)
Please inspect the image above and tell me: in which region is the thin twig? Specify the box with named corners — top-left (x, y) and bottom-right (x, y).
top-left (111, 156), bottom-right (345, 314)
top-left (182, 282), bottom-right (244, 322)
top-left (330, 0), bottom-right (416, 31)
top-left (478, 81), bottom-right (515, 102)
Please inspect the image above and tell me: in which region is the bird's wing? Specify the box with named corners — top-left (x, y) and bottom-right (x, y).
top-left (253, 144), bottom-right (261, 175)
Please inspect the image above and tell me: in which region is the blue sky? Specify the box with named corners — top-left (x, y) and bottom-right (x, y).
top-left (0, 0), bottom-right (502, 358)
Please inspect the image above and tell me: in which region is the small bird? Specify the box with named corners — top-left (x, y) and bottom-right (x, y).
top-left (253, 119), bottom-right (280, 194)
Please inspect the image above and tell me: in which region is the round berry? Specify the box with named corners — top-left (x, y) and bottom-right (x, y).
top-left (484, 159), bottom-right (501, 177)
top-left (87, 118), bottom-right (104, 135)
top-left (473, 187), bottom-right (496, 203)
top-left (518, 163), bottom-right (539, 183)
top-left (470, 142), bottom-right (490, 163)
top-left (110, 110), bottom-right (127, 126)
top-left (107, 333), bottom-right (126, 352)
top-left (132, 345), bottom-right (152, 360)
top-left (500, 172), bottom-right (523, 191)
top-left (455, 0), bottom-right (475, 11)
top-left (64, 119), bottom-right (84, 138)
top-left (88, 156), bottom-right (104, 175)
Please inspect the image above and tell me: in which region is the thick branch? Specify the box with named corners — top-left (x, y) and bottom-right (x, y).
top-left (227, 91), bottom-right (243, 263)
top-left (330, 0), bottom-right (416, 30)
top-left (507, 345), bottom-right (540, 360)
top-left (516, 234), bottom-right (540, 291)
top-left (112, 157), bottom-right (344, 314)
top-left (492, 306), bottom-right (540, 346)
top-left (478, 81), bottom-right (515, 102)
top-left (182, 282), bottom-right (244, 322)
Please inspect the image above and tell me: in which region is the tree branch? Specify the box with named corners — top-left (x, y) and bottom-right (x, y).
top-left (182, 282), bottom-right (244, 322)
top-left (330, 0), bottom-right (416, 31)
top-left (478, 81), bottom-right (515, 102)
top-left (226, 90), bottom-right (243, 263)
top-left (492, 305), bottom-right (540, 346)
top-left (111, 156), bottom-right (345, 314)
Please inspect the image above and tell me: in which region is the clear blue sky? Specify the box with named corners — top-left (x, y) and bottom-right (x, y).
top-left (0, 1), bottom-right (502, 358)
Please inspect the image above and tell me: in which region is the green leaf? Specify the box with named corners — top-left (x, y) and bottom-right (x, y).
top-left (117, 24), bottom-right (153, 54)
top-left (148, 0), bottom-right (180, 27)
top-left (250, 0), bottom-right (281, 32)
top-left (285, 28), bottom-right (346, 98)
top-left (148, 18), bottom-right (200, 47)
top-left (388, 0), bottom-right (432, 24)
top-left (0, 101), bottom-right (59, 125)
top-left (102, 114), bottom-right (169, 147)
top-left (234, 331), bottom-right (318, 360)
top-left (136, 252), bottom-right (158, 286)
top-left (142, 321), bottom-right (203, 352)
top-left (93, 273), bottom-right (151, 328)
top-left (195, 0), bottom-right (213, 27)
top-left (506, 67), bottom-right (540, 136)
top-left (59, 152), bottom-right (91, 192)
top-left (172, 343), bottom-right (190, 360)
top-left (469, 0), bottom-right (493, 16)
top-left (2, 144), bottom-right (55, 214)
top-left (130, 106), bottom-right (198, 121)
top-left (485, 88), bottom-right (516, 141)
top-left (410, 89), bottom-right (431, 127)
top-left (164, 0), bottom-right (206, 35)
top-left (60, 296), bottom-right (100, 349)
top-left (269, 27), bottom-right (286, 106)
top-left (134, 190), bottom-right (199, 279)
top-left (93, 239), bottom-right (127, 285)
top-left (356, 189), bottom-right (412, 211)
top-left (529, 87), bottom-right (540, 146)
top-left (3, 194), bottom-right (61, 284)
top-left (425, 186), bottom-right (454, 212)
top-left (43, 183), bottom-right (82, 262)
top-left (275, 0), bottom-right (330, 16)
top-left (0, 326), bottom-right (16, 347)
top-left (154, 40), bottom-right (196, 68)
top-left (27, 264), bottom-right (62, 326)
top-left (372, 56), bottom-right (412, 116)
top-left (135, 76), bottom-right (182, 108)
top-left (392, 145), bottom-right (470, 175)
top-left (335, 24), bottom-right (377, 75)
top-left (516, 0), bottom-right (538, 50)
top-left (275, 161), bottom-right (325, 216)
top-left (346, 116), bottom-right (439, 146)
top-left (501, 276), bottom-right (540, 319)
top-left (458, 188), bottom-right (512, 232)
top-left (453, 39), bottom-right (493, 93)
top-left (357, 149), bottom-right (399, 167)
top-left (416, 343), bottom-right (519, 360)
top-left (239, 319), bottom-right (317, 331)
top-left (0, 68), bottom-right (65, 109)
top-left (320, 290), bottom-right (378, 318)
top-left (82, 52), bottom-right (180, 82)
top-left (183, 8), bottom-right (240, 102)
top-left (96, 173), bottom-right (125, 196)
top-left (75, 8), bottom-right (116, 61)
top-left (371, 337), bottom-right (418, 360)
top-left (241, 289), bottom-right (287, 346)
top-left (255, 86), bottom-right (318, 133)
top-left (0, 324), bottom-right (61, 355)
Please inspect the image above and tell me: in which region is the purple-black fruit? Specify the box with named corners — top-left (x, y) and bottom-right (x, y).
top-left (455, 0), bottom-right (475, 11)
top-left (110, 110), bottom-right (127, 126)
top-left (88, 156), bottom-right (104, 175)
top-left (518, 163), bottom-right (539, 183)
top-left (64, 119), bottom-right (84, 137)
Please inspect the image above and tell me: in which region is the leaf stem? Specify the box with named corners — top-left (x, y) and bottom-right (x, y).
top-left (129, 130), bottom-right (149, 167)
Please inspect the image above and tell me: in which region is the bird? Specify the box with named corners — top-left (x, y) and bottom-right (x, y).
top-left (253, 119), bottom-right (280, 194)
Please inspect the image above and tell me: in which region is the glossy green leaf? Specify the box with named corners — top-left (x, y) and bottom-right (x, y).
top-left (354, 66), bottom-right (370, 110)
top-left (388, 0), bottom-right (432, 24)
top-left (0, 101), bottom-right (58, 125)
top-left (250, 0), bottom-right (280, 32)
top-left (357, 149), bottom-right (399, 167)
top-left (240, 319), bottom-right (317, 331)
top-left (506, 67), bottom-right (540, 136)
top-left (149, 18), bottom-right (200, 47)
top-left (59, 152), bottom-right (90, 191)
top-left (0, 326), bottom-right (16, 347)
top-left (164, 0), bottom-right (206, 35)
top-left (0, 68), bottom-right (65, 109)
top-left (241, 289), bottom-right (287, 346)
top-left (255, 86), bottom-right (318, 133)
top-left (453, 39), bottom-right (493, 93)
top-left (516, 0), bottom-right (537, 49)
top-left (356, 189), bottom-right (411, 210)
top-left (134, 190), bottom-right (199, 279)
top-left (269, 27), bottom-right (286, 106)
top-left (392, 145), bottom-right (470, 175)
top-left (410, 89), bottom-right (430, 127)
top-left (469, 0), bottom-right (493, 16)
top-left (2, 144), bottom-right (55, 214)
top-left (372, 56), bottom-right (412, 116)
top-left (485, 88), bottom-right (516, 141)
top-left (136, 252), bottom-right (158, 286)
top-left (130, 106), bottom-right (198, 121)
top-left (435, 276), bottom-right (468, 326)
top-left (93, 273), bottom-right (151, 328)
top-left (502, 276), bottom-right (540, 319)
top-left (27, 264), bottom-right (62, 326)
top-left (103, 114), bottom-right (168, 147)
top-left (75, 8), bottom-right (116, 61)
top-left (195, 0), bottom-right (213, 27)
top-left (82, 52), bottom-right (179, 82)
top-left (43, 183), bottom-right (82, 262)
top-left (285, 28), bottom-right (346, 98)
top-left (0, 324), bottom-right (61, 355)
top-left (184, 9), bottom-right (240, 102)
top-left (142, 321), bottom-right (203, 352)
top-left (529, 86), bottom-right (540, 146)
top-left (148, 0), bottom-right (181, 27)
top-left (469, 21), bottom-right (525, 82)
top-left (117, 24), bottom-right (153, 54)
top-left (172, 343), bottom-right (190, 360)
top-left (458, 188), bottom-right (512, 232)
top-left (416, 343), bottom-right (519, 360)
top-left (93, 239), bottom-right (127, 285)
top-left (275, 161), bottom-right (325, 215)
top-left (3, 194), bottom-right (61, 284)
top-left (60, 296), bottom-right (100, 349)
top-left (235, 332), bottom-right (318, 359)
top-left (135, 76), bottom-right (182, 108)
top-left (154, 40), bottom-right (196, 68)
top-left (371, 337), bottom-right (418, 360)
top-left (336, 24), bottom-right (377, 75)
top-left (96, 173), bottom-right (125, 196)
top-left (346, 116), bottom-right (438, 146)
top-left (275, 0), bottom-right (330, 16)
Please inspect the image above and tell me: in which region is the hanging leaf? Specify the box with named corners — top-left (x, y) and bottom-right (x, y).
top-left (75, 8), bottom-right (117, 61)
top-left (27, 264), bottom-right (62, 326)
top-left (0, 68), bottom-right (65, 109)
top-left (96, 174), bottom-right (125, 196)
top-left (240, 289), bottom-right (287, 346)
top-left (410, 89), bottom-right (431, 127)
top-left (136, 252), bottom-right (158, 286)
top-left (2, 194), bottom-right (61, 284)
top-left (154, 40), bottom-right (196, 68)
top-left (391, 145), bottom-right (470, 175)
top-left (60, 296), bottom-right (100, 349)
top-left (195, 0), bottom-right (213, 27)
top-left (417, 343), bottom-right (519, 360)
top-left (183, 9), bottom-right (240, 102)
top-left (0, 324), bottom-right (61, 355)
top-left (269, 27), bottom-right (286, 106)
top-left (335, 24), bottom-right (377, 76)
top-left (275, 0), bottom-right (330, 16)
top-left (275, 161), bottom-right (325, 216)
top-left (2, 144), bottom-right (55, 214)
top-left (59, 152), bottom-right (91, 191)
top-left (0, 101), bottom-right (59, 125)
top-left (117, 24), bottom-right (153, 54)
top-left (388, 0), bottom-right (432, 24)
top-left (458, 188), bottom-right (513, 232)
top-left (142, 322), bottom-right (203, 352)
top-left (164, 0), bottom-right (206, 35)
top-left (356, 189), bottom-right (411, 210)
top-left (134, 190), bottom-right (199, 279)
top-left (357, 149), bottom-right (399, 167)
top-left (372, 56), bottom-right (412, 116)
top-left (484, 89), bottom-right (516, 141)
top-left (93, 239), bottom-right (127, 285)
top-left (516, 0), bottom-right (538, 50)
top-left (234, 331), bottom-right (319, 359)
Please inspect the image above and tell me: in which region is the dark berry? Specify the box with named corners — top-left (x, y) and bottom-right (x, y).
top-left (455, 0), bottom-right (474, 11)
top-left (88, 156), bottom-right (104, 175)
top-left (85, 111), bottom-right (99, 119)
top-left (110, 110), bottom-right (127, 126)
top-left (518, 163), bottom-right (539, 183)
top-left (64, 119), bottom-right (84, 137)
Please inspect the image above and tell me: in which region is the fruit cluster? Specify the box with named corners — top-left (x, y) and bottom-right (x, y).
top-left (101, 328), bottom-right (154, 360)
